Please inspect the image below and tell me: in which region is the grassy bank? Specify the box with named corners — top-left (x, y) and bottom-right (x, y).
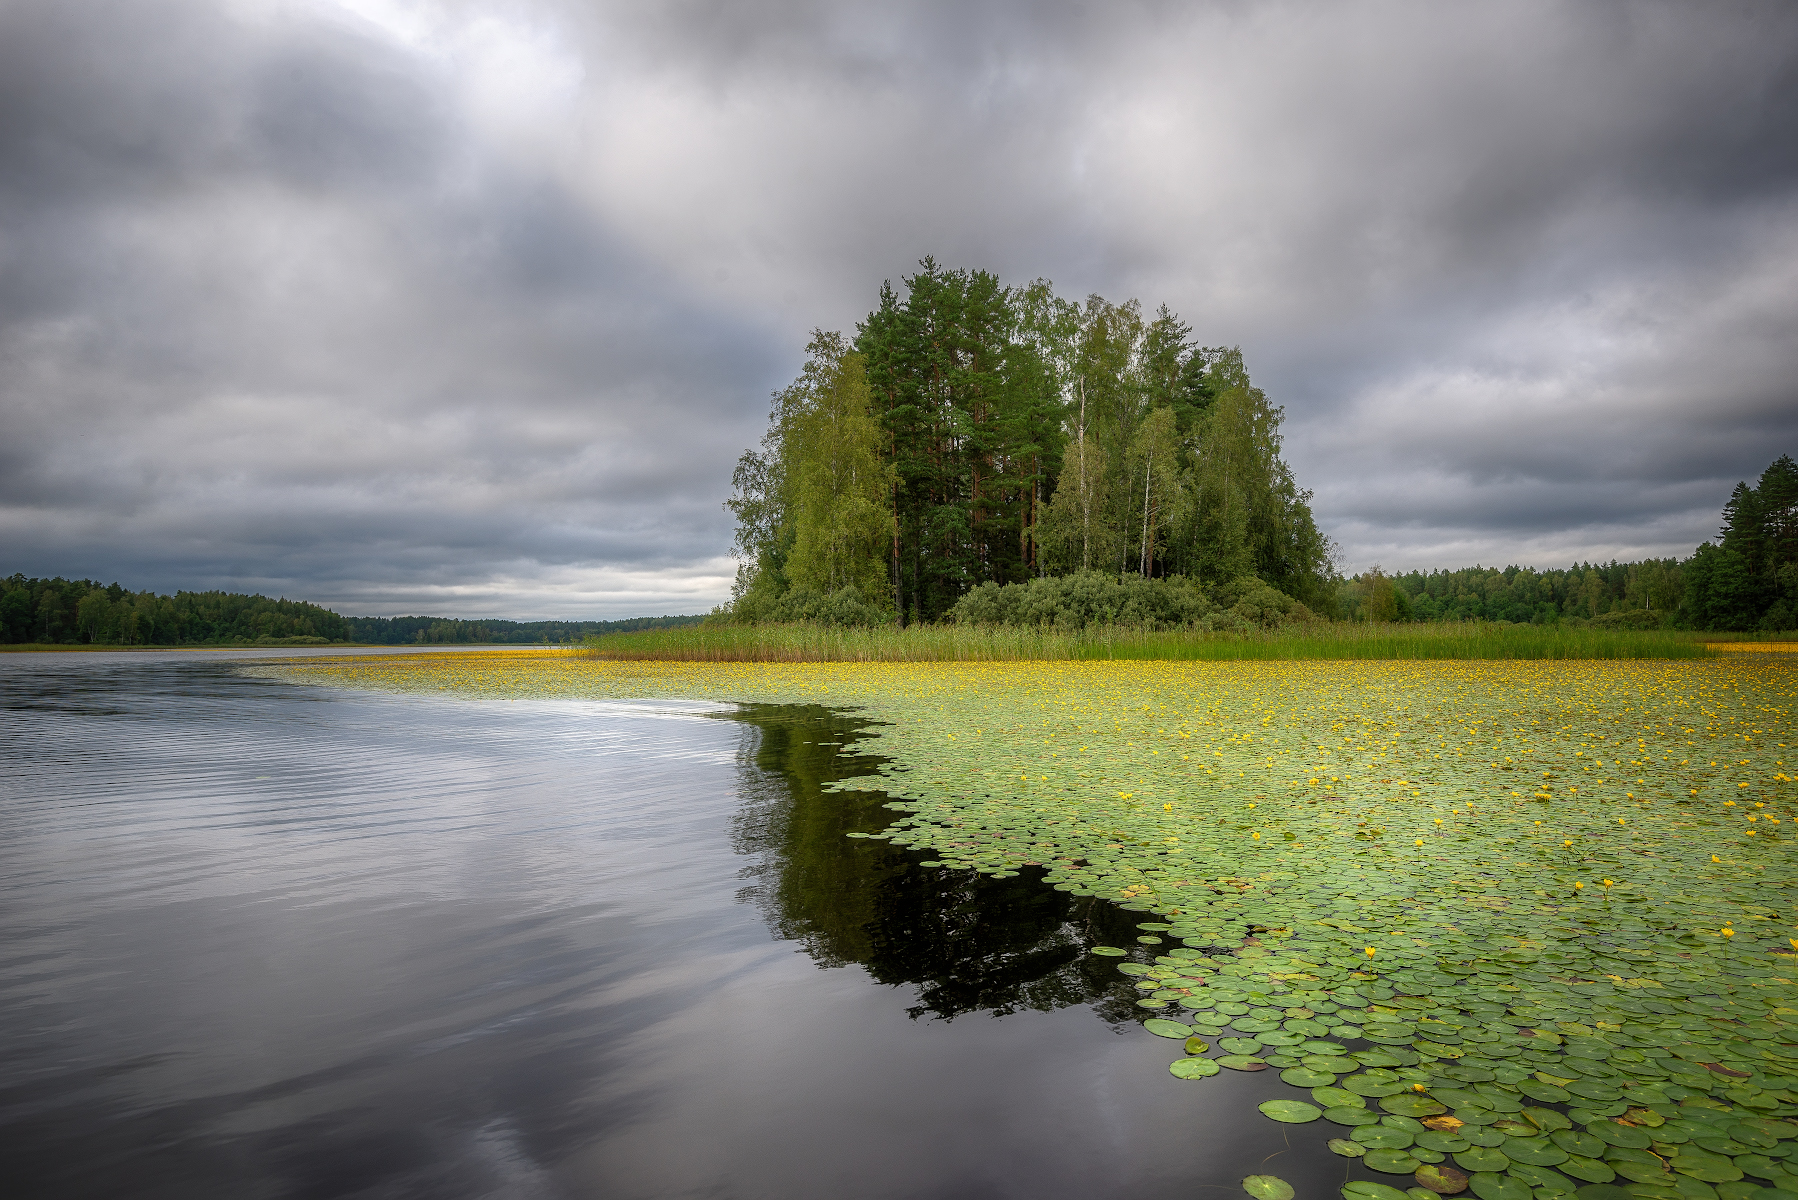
top-left (584, 620), bottom-right (1721, 662)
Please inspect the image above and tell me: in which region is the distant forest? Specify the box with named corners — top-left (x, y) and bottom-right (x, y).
top-left (1339, 454), bottom-right (1796, 632)
top-left (0, 575), bottom-right (701, 647)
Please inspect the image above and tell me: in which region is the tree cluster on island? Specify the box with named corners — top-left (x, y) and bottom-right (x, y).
top-left (723, 260), bottom-right (1795, 634)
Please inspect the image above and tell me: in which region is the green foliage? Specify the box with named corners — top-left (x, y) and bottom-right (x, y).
top-left (727, 332), bottom-right (898, 620)
top-left (727, 261), bottom-right (1338, 624)
top-left (1, 574), bottom-right (347, 645)
top-left (714, 585), bottom-right (888, 629)
top-left (0, 574), bottom-right (702, 646)
top-left (945, 570), bottom-right (1318, 632)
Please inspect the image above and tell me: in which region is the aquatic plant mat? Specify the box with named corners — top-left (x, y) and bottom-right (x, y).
top-left (258, 652), bottom-right (1798, 1200)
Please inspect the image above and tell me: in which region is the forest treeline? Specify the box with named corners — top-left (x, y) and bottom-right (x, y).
top-left (723, 261), bottom-right (1792, 634)
top-left (1345, 455), bottom-right (1796, 631)
top-left (726, 260), bottom-right (1336, 627)
top-left (0, 575), bottom-right (702, 646)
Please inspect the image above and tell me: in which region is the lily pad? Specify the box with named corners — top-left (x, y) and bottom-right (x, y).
top-left (1414, 1163), bottom-right (1471, 1194)
top-left (1506, 1164), bottom-right (1577, 1192)
top-left (1364, 1149), bottom-right (1423, 1174)
top-left (1386, 1095), bottom-right (1452, 1117)
top-left (1218, 1055), bottom-right (1268, 1071)
top-left (1091, 946), bottom-right (1128, 956)
top-left (1145, 1018), bottom-right (1192, 1038)
top-left (1457, 1149), bottom-right (1513, 1174)
top-left (1332, 1138), bottom-right (1370, 1157)
top-left (1220, 1037), bottom-right (1265, 1054)
top-left (1357, 1127), bottom-right (1420, 1149)
top-left (1467, 1172), bottom-right (1532, 1200)
top-left (1327, 1106), bottom-right (1384, 1126)
top-left (1284, 1068), bottom-right (1341, 1087)
top-left (1316, 1086), bottom-right (1366, 1109)
top-left (1590, 1123), bottom-right (1653, 1150)
top-left (1342, 1183), bottom-right (1413, 1200)
top-left (1184, 1036), bottom-right (1211, 1055)
top-left (1260, 1099), bottom-right (1323, 1123)
top-left (1243, 1176), bottom-right (1296, 1200)
top-left (1505, 1138), bottom-right (1571, 1166)
top-left (1561, 1157), bottom-right (1618, 1184)
top-left (1171, 1057), bottom-right (1221, 1079)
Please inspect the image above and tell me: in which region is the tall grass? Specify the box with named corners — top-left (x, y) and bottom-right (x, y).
top-left (583, 621), bottom-right (1721, 663)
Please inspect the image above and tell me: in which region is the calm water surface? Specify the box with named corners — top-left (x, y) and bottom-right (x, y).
top-left (0, 651), bottom-right (1347, 1199)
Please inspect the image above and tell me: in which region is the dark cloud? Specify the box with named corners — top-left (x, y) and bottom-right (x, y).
top-left (2, 0), bottom-right (1795, 615)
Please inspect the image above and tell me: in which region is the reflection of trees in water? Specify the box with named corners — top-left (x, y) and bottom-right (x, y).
top-left (725, 704), bottom-right (1146, 1022)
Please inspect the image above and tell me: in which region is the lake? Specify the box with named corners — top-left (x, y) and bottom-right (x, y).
top-left (0, 649), bottom-right (1346, 1198)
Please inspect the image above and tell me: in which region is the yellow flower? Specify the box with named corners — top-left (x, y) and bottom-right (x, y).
top-left (1574, 882), bottom-right (1585, 889)
top-left (1723, 927), bottom-right (1735, 937)
top-left (1415, 838), bottom-right (1424, 846)
top-left (1365, 947), bottom-right (1376, 956)
top-left (1602, 879), bottom-right (1614, 887)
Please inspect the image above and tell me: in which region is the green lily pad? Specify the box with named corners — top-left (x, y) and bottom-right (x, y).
top-left (1521, 1082), bottom-right (1575, 1103)
top-left (1243, 1176), bottom-right (1295, 1200)
top-left (1342, 1183), bottom-right (1413, 1200)
top-left (1507, 1164), bottom-right (1577, 1191)
top-left (1285, 1068), bottom-right (1341, 1087)
top-left (1171, 1057), bottom-right (1221, 1079)
top-left (1332, 1137), bottom-right (1369, 1157)
top-left (1357, 1127), bottom-right (1419, 1149)
top-left (1557, 1132), bottom-right (1609, 1158)
top-left (1418, 1132), bottom-right (1472, 1153)
top-left (1091, 946), bottom-right (1128, 956)
top-left (1457, 1149), bottom-right (1513, 1174)
top-left (1218, 1055), bottom-right (1269, 1071)
top-left (1570, 1186), bottom-right (1634, 1200)
top-left (1468, 1172), bottom-right (1533, 1200)
top-left (1366, 1150), bottom-right (1425, 1175)
top-left (1562, 1156), bottom-right (1619, 1184)
top-left (1350, 1074), bottom-right (1414, 1097)
top-left (1145, 1018), bottom-right (1192, 1038)
top-left (1220, 1037), bottom-right (1266, 1054)
top-left (1260, 1099), bottom-right (1323, 1123)
top-left (1185, 1036), bottom-right (1211, 1055)
top-left (1591, 1123), bottom-right (1654, 1150)
top-left (1612, 1162), bottom-right (1674, 1185)
top-left (1672, 1150), bottom-right (1743, 1183)
top-left (1386, 1095), bottom-right (1452, 1117)
top-left (1525, 1108), bottom-right (1574, 1133)
top-left (1327, 1106), bottom-right (1383, 1126)
top-left (1315, 1086), bottom-right (1366, 1109)
top-left (1506, 1138), bottom-right (1572, 1166)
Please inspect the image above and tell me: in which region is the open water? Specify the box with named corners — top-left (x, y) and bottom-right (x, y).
top-left (0, 650), bottom-right (1347, 1199)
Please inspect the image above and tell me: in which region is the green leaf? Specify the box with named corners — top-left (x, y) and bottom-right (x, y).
top-left (1144, 1018), bottom-right (1193, 1038)
top-left (1283, 1068), bottom-right (1340, 1087)
top-left (1456, 1149), bottom-right (1513, 1174)
top-left (1466, 1172), bottom-right (1532, 1200)
top-left (1259, 1099), bottom-right (1323, 1123)
top-left (1342, 1183), bottom-right (1413, 1200)
top-left (1091, 946), bottom-right (1128, 956)
top-left (1243, 1175), bottom-right (1296, 1200)
top-left (1331, 1138), bottom-right (1369, 1157)
top-left (1184, 1036), bottom-right (1211, 1055)
top-left (1365, 1150), bottom-right (1425, 1175)
top-left (1326, 1106), bottom-right (1384, 1126)
top-left (1171, 1056), bottom-right (1220, 1079)
top-left (1218, 1055), bottom-right (1269, 1071)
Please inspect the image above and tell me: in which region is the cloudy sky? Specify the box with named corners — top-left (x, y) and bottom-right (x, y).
top-left (3, 0), bottom-right (1795, 618)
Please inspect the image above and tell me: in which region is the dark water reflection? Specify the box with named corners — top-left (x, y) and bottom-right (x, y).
top-left (0, 652), bottom-right (1347, 1199)
top-left (728, 704), bottom-right (1144, 1023)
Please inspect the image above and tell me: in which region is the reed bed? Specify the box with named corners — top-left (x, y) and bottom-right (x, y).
top-left (582, 620), bottom-right (1721, 662)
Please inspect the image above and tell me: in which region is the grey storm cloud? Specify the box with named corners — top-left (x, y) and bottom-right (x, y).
top-left (2, 0), bottom-right (1795, 616)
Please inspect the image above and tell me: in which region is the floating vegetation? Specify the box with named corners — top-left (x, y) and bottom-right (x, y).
top-left (257, 651), bottom-right (1798, 1200)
